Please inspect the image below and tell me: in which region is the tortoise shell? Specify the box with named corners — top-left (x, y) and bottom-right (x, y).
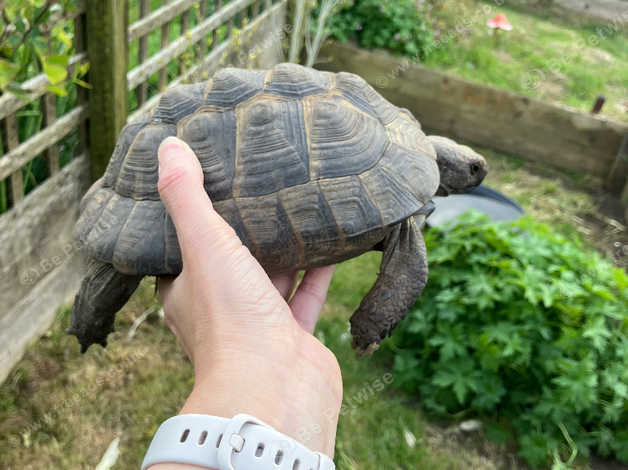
top-left (75, 63), bottom-right (439, 275)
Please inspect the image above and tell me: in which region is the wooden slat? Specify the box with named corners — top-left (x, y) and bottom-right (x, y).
top-left (136, 0), bottom-right (151, 106)
top-left (127, 0), bottom-right (257, 90)
top-left (252, 0), bottom-right (259, 17)
top-left (159, 0), bottom-right (172, 90)
top-left (74, 13), bottom-right (88, 155)
top-left (197, 1), bottom-right (208, 60)
top-left (2, 116), bottom-right (23, 204)
top-left (0, 53), bottom-right (88, 121)
top-left (128, 0), bottom-right (199, 41)
top-left (0, 152), bottom-right (89, 384)
top-left (179, 8), bottom-right (191, 74)
top-left (265, 0), bottom-right (271, 9)
top-left (42, 94), bottom-right (60, 175)
top-left (127, 0), bottom-right (285, 124)
top-left (0, 106), bottom-right (88, 181)
top-left (212, 0), bottom-right (223, 48)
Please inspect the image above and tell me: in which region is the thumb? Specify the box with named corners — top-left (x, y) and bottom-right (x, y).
top-left (157, 136), bottom-right (241, 269)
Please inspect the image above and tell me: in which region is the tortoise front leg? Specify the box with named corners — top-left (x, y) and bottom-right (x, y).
top-left (350, 215), bottom-right (428, 356)
top-left (68, 259), bottom-right (143, 353)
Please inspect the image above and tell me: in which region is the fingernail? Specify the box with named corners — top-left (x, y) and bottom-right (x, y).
top-left (158, 137), bottom-right (184, 164)
top-left (158, 137), bottom-right (185, 176)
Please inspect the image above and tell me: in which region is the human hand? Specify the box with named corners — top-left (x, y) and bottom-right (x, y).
top-left (154, 137), bottom-right (343, 460)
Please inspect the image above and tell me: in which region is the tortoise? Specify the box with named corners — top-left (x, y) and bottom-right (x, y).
top-left (69, 62), bottom-right (487, 356)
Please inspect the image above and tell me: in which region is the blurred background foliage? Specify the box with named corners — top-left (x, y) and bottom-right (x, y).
top-left (0, 0), bottom-right (88, 96)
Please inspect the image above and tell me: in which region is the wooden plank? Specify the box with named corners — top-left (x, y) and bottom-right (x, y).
top-left (179, 8), bottom-right (191, 74)
top-left (128, 0), bottom-right (199, 41)
top-left (0, 106), bottom-right (88, 181)
top-left (42, 94), bottom-right (60, 175)
top-left (127, 0), bottom-right (256, 90)
top-left (136, 0), bottom-right (151, 106)
top-left (74, 14), bottom-right (88, 155)
top-left (2, 115), bottom-right (23, 204)
top-left (87, 0), bottom-right (129, 181)
top-left (159, 0), bottom-right (172, 90)
top-left (196, 0), bottom-right (208, 59)
top-left (317, 42), bottom-right (628, 179)
top-left (212, 0), bottom-right (223, 48)
top-left (0, 153), bottom-right (89, 384)
top-left (127, 0), bottom-right (287, 123)
top-left (0, 53), bottom-right (87, 121)
top-left (553, 0), bottom-right (628, 23)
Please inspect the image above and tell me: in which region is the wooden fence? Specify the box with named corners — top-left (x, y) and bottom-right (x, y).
top-left (0, 0), bottom-right (288, 383)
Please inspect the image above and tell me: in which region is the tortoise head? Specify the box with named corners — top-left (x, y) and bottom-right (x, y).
top-left (428, 136), bottom-right (488, 196)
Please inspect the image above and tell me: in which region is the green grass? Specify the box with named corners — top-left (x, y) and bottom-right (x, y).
top-left (421, 0), bottom-right (628, 122)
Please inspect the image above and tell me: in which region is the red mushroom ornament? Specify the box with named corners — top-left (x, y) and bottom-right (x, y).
top-left (487, 13), bottom-right (512, 47)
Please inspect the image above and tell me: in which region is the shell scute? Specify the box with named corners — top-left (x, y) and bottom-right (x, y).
top-left (359, 166), bottom-right (424, 226)
top-left (318, 176), bottom-right (383, 237)
top-left (177, 108), bottom-right (237, 202)
top-left (233, 96), bottom-right (309, 197)
top-left (152, 83), bottom-right (205, 124)
top-left (103, 118), bottom-right (151, 188)
top-left (234, 193), bottom-right (300, 269)
top-left (204, 68), bottom-right (266, 107)
top-left (306, 95), bottom-right (387, 180)
top-left (112, 200), bottom-right (166, 274)
top-left (265, 63), bottom-right (331, 98)
top-left (114, 123), bottom-right (176, 200)
top-left (334, 72), bottom-right (399, 124)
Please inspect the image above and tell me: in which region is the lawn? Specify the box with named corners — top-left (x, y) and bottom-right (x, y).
top-left (1, 144), bottom-right (623, 469)
top-left (422, 0), bottom-right (628, 122)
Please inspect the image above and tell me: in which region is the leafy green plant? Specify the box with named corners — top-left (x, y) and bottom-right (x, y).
top-left (0, 0), bottom-right (88, 97)
top-left (318, 0), bottom-right (433, 59)
top-left (389, 212), bottom-right (628, 467)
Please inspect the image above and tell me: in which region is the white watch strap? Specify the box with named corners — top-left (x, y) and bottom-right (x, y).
top-left (141, 413), bottom-right (335, 470)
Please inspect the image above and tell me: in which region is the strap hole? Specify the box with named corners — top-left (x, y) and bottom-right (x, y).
top-left (255, 443), bottom-right (265, 457)
top-left (292, 458), bottom-right (301, 469)
top-left (198, 430), bottom-right (208, 445)
top-left (275, 450), bottom-right (284, 465)
top-left (216, 433), bottom-right (223, 448)
top-left (180, 429), bottom-right (190, 443)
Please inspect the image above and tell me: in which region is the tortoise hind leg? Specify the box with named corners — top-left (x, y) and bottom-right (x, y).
top-left (350, 215), bottom-right (428, 356)
top-left (68, 259), bottom-right (143, 353)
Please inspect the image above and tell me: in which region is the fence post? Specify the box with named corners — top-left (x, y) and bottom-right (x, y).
top-left (86, 0), bottom-right (129, 181)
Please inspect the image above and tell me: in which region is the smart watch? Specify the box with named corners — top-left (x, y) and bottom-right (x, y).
top-left (141, 413), bottom-right (335, 470)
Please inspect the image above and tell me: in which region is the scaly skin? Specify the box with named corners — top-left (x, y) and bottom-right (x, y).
top-left (350, 215), bottom-right (428, 356)
top-left (68, 259), bottom-right (143, 352)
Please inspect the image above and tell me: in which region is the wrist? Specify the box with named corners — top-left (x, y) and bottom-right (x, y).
top-left (181, 374), bottom-right (339, 457)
